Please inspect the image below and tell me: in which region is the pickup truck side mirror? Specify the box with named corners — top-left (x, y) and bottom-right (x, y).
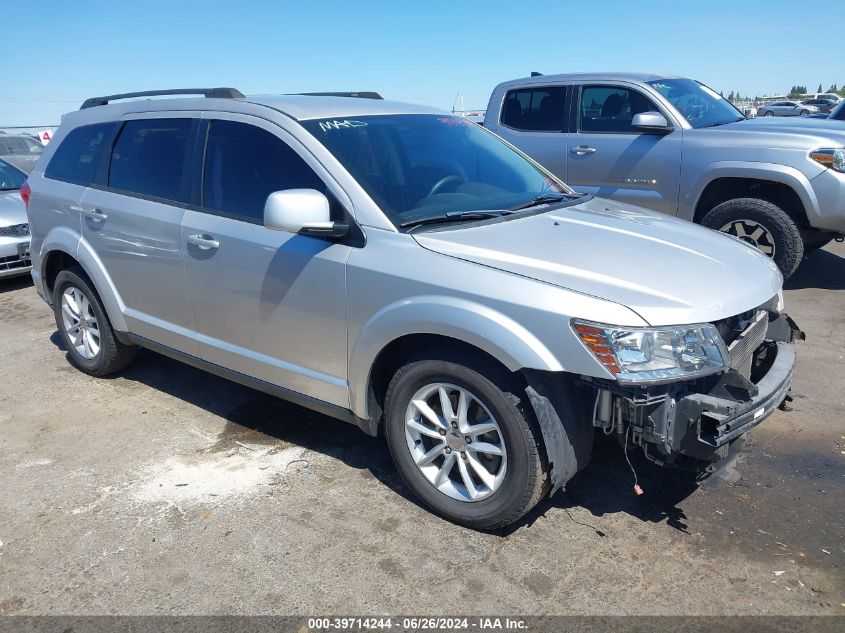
top-left (631, 112), bottom-right (672, 134)
top-left (263, 189), bottom-right (349, 239)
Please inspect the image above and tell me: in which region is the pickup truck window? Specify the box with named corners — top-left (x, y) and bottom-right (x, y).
top-left (501, 87), bottom-right (567, 132)
top-left (579, 86), bottom-right (657, 133)
top-left (648, 78), bottom-right (744, 128)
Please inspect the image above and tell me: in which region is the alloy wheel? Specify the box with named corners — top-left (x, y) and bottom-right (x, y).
top-left (719, 219), bottom-right (776, 256)
top-left (61, 286), bottom-right (101, 360)
top-left (404, 382), bottom-right (507, 502)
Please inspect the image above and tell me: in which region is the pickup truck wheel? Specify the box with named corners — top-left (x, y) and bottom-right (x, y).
top-left (700, 197), bottom-right (804, 278)
top-left (384, 356), bottom-right (548, 530)
top-left (53, 266), bottom-right (136, 376)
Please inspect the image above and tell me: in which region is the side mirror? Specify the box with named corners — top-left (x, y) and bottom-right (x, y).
top-left (631, 112), bottom-right (672, 134)
top-left (263, 189), bottom-right (349, 239)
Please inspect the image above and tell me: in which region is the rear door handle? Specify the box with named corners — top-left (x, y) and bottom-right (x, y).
top-left (570, 145), bottom-right (597, 155)
top-left (187, 234), bottom-right (220, 250)
top-left (82, 208), bottom-right (108, 222)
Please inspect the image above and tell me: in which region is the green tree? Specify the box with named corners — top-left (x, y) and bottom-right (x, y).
top-left (828, 83), bottom-right (838, 92)
top-left (728, 90), bottom-right (735, 102)
top-left (818, 83), bottom-right (823, 93)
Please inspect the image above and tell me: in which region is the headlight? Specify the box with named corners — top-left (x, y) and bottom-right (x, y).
top-left (572, 320), bottom-right (729, 384)
top-left (810, 148), bottom-right (845, 173)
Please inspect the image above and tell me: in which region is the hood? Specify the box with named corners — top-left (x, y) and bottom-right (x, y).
top-left (711, 117), bottom-right (845, 147)
top-left (413, 198), bottom-right (782, 326)
top-left (0, 190), bottom-right (27, 227)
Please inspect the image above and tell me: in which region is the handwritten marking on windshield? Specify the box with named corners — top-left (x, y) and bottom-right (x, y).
top-left (318, 120), bottom-right (368, 132)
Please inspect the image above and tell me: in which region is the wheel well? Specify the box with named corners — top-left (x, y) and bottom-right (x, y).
top-left (693, 178), bottom-right (809, 227)
top-left (44, 251), bottom-right (81, 298)
top-left (366, 334), bottom-right (520, 428)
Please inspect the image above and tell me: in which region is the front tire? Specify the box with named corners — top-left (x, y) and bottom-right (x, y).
top-left (53, 266), bottom-right (136, 376)
top-left (700, 197), bottom-right (804, 278)
top-left (384, 354), bottom-right (548, 530)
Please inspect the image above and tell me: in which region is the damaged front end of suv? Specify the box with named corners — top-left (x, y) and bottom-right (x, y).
top-left (573, 294), bottom-right (803, 482)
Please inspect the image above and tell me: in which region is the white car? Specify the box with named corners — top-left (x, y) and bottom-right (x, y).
top-left (0, 158), bottom-right (31, 279)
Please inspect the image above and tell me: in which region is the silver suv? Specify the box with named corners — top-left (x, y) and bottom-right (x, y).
top-left (25, 88), bottom-right (802, 529)
top-left (484, 73), bottom-right (845, 277)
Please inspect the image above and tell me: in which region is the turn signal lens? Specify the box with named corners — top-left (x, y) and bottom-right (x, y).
top-left (810, 148), bottom-right (845, 173)
top-left (20, 181), bottom-right (31, 207)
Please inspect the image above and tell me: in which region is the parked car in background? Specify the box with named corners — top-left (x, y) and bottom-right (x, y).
top-left (757, 101), bottom-right (818, 117)
top-left (23, 88), bottom-right (801, 529)
top-left (813, 93), bottom-right (841, 102)
top-left (484, 72), bottom-right (845, 277)
top-left (801, 98), bottom-right (837, 113)
top-left (0, 158), bottom-right (32, 279)
top-left (806, 101), bottom-right (845, 121)
top-left (0, 134), bottom-right (45, 173)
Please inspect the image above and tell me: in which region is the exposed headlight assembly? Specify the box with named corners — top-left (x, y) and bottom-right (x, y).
top-left (572, 320), bottom-right (729, 384)
top-left (810, 148), bottom-right (845, 173)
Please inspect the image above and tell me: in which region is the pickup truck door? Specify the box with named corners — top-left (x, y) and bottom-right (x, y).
top-left (565, 84), bottom-right (682, 215)
top-left (180, 114), bottom-right (351, 409)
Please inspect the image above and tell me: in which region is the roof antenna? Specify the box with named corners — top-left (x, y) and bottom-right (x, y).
top-left (530, 71), bottom-right (543, 77)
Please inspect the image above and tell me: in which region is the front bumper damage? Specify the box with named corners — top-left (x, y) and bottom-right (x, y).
top-left (587, 311), bottom-right (804, 475)
top-left (526, 309), bottom-right (803, 495)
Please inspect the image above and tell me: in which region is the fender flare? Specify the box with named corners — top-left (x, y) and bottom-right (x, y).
top-left (348, 295), bottom-right (563, 419)
top-left (40, 229), bottom-right (128, 332)
top-left (681, 162), bottom-right (820, 223)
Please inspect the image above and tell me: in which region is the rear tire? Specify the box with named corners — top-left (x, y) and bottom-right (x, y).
top-left (53, 266), bottom-right (136, 376)
top-left (384, 353), bottom-right (548, 530)
top-left (700, 197), bottom-right (804, 278)
top-left (765, 111), bottom-right (774, 117)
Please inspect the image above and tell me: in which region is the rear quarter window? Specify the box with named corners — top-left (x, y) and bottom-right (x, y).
top-left (45, 123), bottom-right (115, 185)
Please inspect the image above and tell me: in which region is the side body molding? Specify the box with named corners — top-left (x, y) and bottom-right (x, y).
top-left (348, 295), bottom-right (564, 420)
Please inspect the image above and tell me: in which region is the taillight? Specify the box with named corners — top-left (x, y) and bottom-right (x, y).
top-left (20, 181), bottom-right (31, 207)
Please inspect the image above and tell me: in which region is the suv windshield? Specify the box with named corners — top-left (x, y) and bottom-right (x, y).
top-left (648, 78), bottom-right (744, 129)
top-left (301, 114), bottom-right (572, 228)
top-left (830, 102), bottom-right (845, 121)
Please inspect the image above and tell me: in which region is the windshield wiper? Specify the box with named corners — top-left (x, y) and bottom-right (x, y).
top-left (401, 210), bottom-right (507, 232)
top-left (508, 192), bottom-right (582, 212)
top-left (699, 117), bottom-right (745, 129)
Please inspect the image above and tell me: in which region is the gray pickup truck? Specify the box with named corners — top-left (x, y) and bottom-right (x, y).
top-left (484, 73), bottom-right (845, 277)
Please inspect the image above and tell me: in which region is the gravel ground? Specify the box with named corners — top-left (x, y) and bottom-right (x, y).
top-left (0, 244), bottom-right (843, 616)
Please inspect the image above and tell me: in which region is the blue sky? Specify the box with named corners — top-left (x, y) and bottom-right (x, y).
top-left (3, 0), bottom-right (840, 126)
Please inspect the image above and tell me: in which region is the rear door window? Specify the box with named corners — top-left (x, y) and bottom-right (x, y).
top-left (108, 119), bottom-right (194, 203)
top-left (202, 119), bottom-right (325, 222)
top-left (45, 123), bottom-right (115, 185)
top-left (501, 87), bottom-right (567, 132)
top-left (579, 86), bottom-right (659, 133)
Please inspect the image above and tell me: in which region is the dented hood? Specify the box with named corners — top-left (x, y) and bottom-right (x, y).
top-left (413, 197), bottom-right (782, 326)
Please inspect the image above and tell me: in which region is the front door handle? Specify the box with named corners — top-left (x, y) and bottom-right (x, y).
top-left (82, 208), bottom-right (108, 222)
top-left (187, 234), bottom-right (220, 250)
top-left (570, 145), bottom-right (597, 156)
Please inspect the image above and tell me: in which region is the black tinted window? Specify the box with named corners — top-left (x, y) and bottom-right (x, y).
top-left (203, 120), bottom-right (324, 221)
top-left (45, 123), bottom-right (114, 184)
top-left (501, 87), bottom-right (567, 132)
top-left (580, 86), bottom-right (659, 133)
top-left (109, 119), bottom-right (193, 203)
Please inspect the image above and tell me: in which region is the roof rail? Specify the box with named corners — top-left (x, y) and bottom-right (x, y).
top-left (80, 87), bottom-right (245, 110)
top-left (295, 91), bottom-right (384, 100)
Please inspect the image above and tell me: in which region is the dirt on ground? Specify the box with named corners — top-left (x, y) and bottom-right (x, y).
top-left (0, 244), bottom-right (843, 616)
